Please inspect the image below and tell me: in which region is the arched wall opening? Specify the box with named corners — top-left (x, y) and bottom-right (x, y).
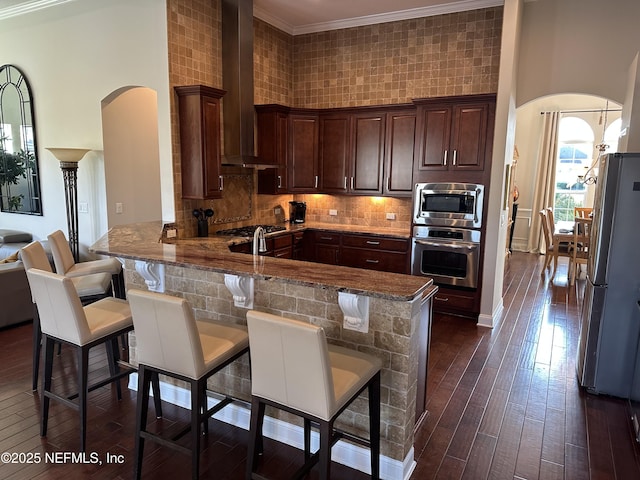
top-left (510, 93), bottom-right (622, 253)
top-left (101, 86), bottom-right (162, 228)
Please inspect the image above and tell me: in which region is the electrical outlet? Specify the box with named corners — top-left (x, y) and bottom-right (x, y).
top-left (329, 209), bottom-right (338, 216)
top-left (78, 202), bottom-right (88, 213)
top-left (386, 212), bottom-right (396, 220)
top-left (115, 203), bottom-right (123, 214)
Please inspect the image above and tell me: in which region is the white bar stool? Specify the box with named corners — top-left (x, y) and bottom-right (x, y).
top-left (26, 268), bottom-right (136, 452)
top-left (245, 310), bottom-right (382, 480)
top-left (127, 289), bottom-right (250, 480)
top-left (48, 229), bottom-right (125, 298)
top-left (21, 241), bottom-right (113, 391)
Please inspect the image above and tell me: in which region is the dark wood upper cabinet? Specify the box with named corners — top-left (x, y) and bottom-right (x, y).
top-left (384, 109), bottom-right (416, 196)
top-left (351, 113), bottom-right (385, 194)
top-left (319, 114), bottom-right (351, 193)
top-left (414, 94), bottom-right (496, 183)
top-left (175, 85), bottom-right (225, 199)
top-left (256, 104), bottom-right (289, 194)
top-left (319, 111), bottom-right (386, 195)
top-left (288, 113), bottom-right (319, 193)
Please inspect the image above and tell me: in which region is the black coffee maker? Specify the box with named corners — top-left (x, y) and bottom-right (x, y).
top-left (289, 201), bottom-right (306, 223)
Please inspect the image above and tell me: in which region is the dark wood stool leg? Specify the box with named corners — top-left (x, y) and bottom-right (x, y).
top-left (304, 418), bottom-right (312, 462)
top-left (201, 382), bottom-right (209, 436)
top-left (151, 372), bottom-right (162, 418)
top-left (369, 373), bottom-right (381, 480)
top-left (112, 272), bottom-right (126, 300)
top-left (105, 338), bottom-right (122, 400)
top-left (78, 345), bottom-right (90, 452)
top-left (134, 365), bottom-right (152, 480)
top-left (190, 379), bottom-right (201, 480)
top-left (40, 335), bottom-right (55, 437)
top-left (32, 305), bottom-right (41, 391)
top-left (319, 420), bottom-right (332, 480)
top-left (246, 397), bottom-right (266, 478)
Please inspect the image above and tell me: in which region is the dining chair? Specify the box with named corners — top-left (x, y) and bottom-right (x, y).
top-left (245, 310), bottom-right (382, 480)
top-left (539, 209), bottom-right (572, 278)
top-left (20, 241), bottom-right (113, 391)
top-left (574, 207), bottom-right (593, 218)
top-left (48, 230), bottom-right (125, 298)
top-left (25, 268), bottom-right (135, 452)
top-left (570, 217), bottom-right (591, 285)
top-left (127, 289), bottom-right (250, 480)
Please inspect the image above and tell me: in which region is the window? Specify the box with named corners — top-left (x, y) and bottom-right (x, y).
top-left (554, 117), bottom-right (593, 221)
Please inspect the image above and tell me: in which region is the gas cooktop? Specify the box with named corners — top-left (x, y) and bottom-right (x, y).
top-left (215, 225), bottom-right (287, 237)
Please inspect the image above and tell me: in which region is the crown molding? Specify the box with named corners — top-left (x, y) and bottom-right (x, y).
top-left (0, 0), bottom-right (78, 21)
top-left (254, 0), bottom-right (504, 36)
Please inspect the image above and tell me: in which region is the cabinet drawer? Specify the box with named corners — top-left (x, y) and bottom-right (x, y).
top-left (432, 287), bottom-right (478, 317)
top-left (313, 232), bottom-right (341, 244)
top-left (341, 247), bottom-right (408, 274)
top-left (272, 234), bottom-right (293, 249)
top-left (341, 234), bottom-right (408, 252)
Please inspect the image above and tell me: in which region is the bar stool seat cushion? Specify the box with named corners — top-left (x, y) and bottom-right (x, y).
top-left (71, 272), bottom-right (113, 297)
top-left (64, 257), bottom-right (122, 277)
top-left (197, 320), bottom-right (250, 372)
top-left (328, 345), bottom-right (382, 418)
top-left (83, 298), bottom-right (133, 343)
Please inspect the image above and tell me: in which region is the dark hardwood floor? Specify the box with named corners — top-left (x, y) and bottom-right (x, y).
top-left (1, 252), bottom-right (639, 479)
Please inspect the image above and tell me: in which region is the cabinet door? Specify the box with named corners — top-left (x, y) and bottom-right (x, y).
top-left (415, 106), bottom-right (451, 171)
top-left (176, 86), bottom-right (225, 199)
top-left (384, 111), bottom-right (415, 196)
top-left (450, 103), bottom-right (489, 171)
top-left (257, 109), bottom-right (288, 194)
top-left (319, 114), bottom-right (350, 193)
top-left (288, 114), bottom-right (319, 192)
top-left (352, 113), bottom-right (385, 194)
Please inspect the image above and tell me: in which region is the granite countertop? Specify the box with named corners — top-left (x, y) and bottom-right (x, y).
top-left (91, 221), bottom-right (434, 301)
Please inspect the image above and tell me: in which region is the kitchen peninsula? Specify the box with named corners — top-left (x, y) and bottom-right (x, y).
top-left (91, 221), bottom-right (437, 479)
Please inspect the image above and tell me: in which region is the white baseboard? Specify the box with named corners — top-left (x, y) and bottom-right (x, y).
top-left (129, 374), bottom-right (416, 480)
top-left (477, 298), bottom-right (503, 328)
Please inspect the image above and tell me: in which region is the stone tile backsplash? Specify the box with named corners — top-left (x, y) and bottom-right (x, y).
top-left (167, 0), bottom-right (502, 235)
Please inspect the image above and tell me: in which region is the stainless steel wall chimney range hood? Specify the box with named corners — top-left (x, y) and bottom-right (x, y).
top-left (221, 0), bottom-right (272, 168)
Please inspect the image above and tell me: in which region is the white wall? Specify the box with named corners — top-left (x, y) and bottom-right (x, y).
top-left (517, 0), bottom-right (640, 107)
top-left (0, 0), bottom-right (173, 253)
top-left (102, 86), bottom-right (162, 228)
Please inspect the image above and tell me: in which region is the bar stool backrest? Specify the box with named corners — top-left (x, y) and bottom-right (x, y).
top-left (48, 229), bottom-right (76, 274)
top-left (26, 268), bottom-right (91, 345)
top-left (246, 310), bottom-right (335, 420)
top-left (128, 289), bottom-right (206, 379)
top-left (21, 242), bottom-right (53, 302)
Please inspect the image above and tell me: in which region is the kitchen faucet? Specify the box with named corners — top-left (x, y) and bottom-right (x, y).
top-left (253, 226), bottom-right (267, 255)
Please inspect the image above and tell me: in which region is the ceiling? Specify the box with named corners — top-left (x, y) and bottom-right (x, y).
top-left (0, 0), bottom-right (503, 33)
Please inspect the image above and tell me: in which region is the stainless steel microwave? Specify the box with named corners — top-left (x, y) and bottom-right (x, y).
top-left (413, 182), bottom-right (484, 229)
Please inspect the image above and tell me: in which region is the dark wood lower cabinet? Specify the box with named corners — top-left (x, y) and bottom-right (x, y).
top-left (431, 285), bottom-right (479, 317)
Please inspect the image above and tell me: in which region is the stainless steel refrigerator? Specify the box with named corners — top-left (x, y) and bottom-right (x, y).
top-left (576, 152), bottom-right (640, 398)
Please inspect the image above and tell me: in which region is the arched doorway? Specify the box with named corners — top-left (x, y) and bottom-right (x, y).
top-left (101, 86), bottom-right (162, 228)
top-left (511, 94), bottom-right (622, 253)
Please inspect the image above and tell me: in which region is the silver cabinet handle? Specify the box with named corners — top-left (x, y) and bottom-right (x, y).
top-left (387, 177), bottom-right (391, 191)
top-left (452, 149), bottom-right (457, 166)
top-left (277, 175), bottom-right (282, 188)
top-left (435, 296), bottom-right (449, 302)
top-left (315, 175), bottom-right (318, 189)
top-left (219, 175), bottom-right (224, 191)
top-left (320, 236), bottom-right (334, 241)
top-left (350, 177), bottom-right (354, 190)
top-left (344, 176), bottom-right (348, 189)
top-left (365, 259), bottom-right (379, 264)
top-left (443, 150), bottom-right (448, 166)
top-left (366, 240), bottom-right (380, 245)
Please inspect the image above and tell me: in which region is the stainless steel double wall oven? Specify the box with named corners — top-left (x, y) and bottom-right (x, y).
top-left (411, 183), bottom-right (484, 289)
